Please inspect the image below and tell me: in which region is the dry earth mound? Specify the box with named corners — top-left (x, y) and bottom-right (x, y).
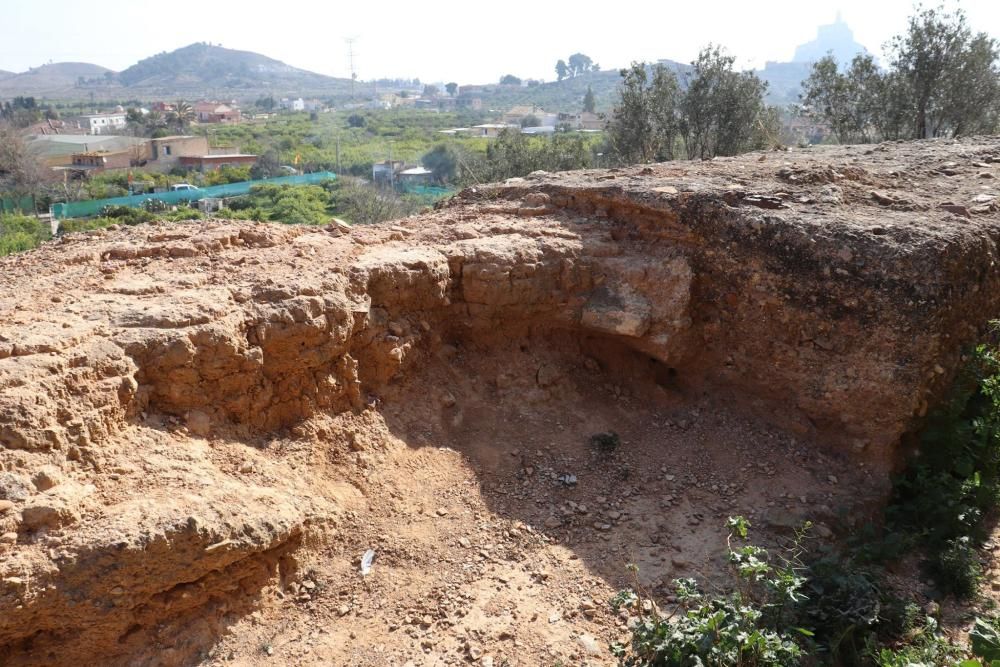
top-left (0, 137), bottom-right (999, 665)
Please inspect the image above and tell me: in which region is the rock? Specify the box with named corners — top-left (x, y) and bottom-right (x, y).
top-left (31, 466), bottom-right (63, 492)
top-left (481, 657), bottom-right (495, 667)
top-left (939, 203), bottom-right (971, 218)
top-left (581, 284), bottom-right (655, 338)
top-left (466, 643), bottom-right (483, 660)
top-left (671, 556), bottom-right (688, 569)
top-left (577, 633), bottom-right (602, 656)
top-left (0, 473), bottom-right (33, 502)
top-left (20, 501), bottom-right (79, 531)
top-left (186, 410), bottom-right (211, 437)
top-left (536, 363), bottom-right (561, 388)
top-left (544, 516), bottom-right (562, 529)
top-left (337, 605), bottom-right (351, 616)
top-left (435, 508), bottom-right (449, 517)
top-left (0, 532), bottom-right (16, 544)
top-left (524, 192), bottom-right (551, 207)
top-left (459, 537), bottom-right (471, 548)
top-left (548, 611), bottom-right (562, 623)
top-left (870, 190), bottom-right (896, 206)
top-left (0, 500), bottom-right (14, 514)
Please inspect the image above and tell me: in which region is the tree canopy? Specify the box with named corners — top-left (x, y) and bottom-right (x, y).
top-left (606, 48), bottom-right (774, 164)
top-left (802, 5), bottom-right (1000, 142)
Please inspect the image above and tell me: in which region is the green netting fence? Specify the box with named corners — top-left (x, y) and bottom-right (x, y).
top-left (1, 196), bottom-right (37, 215)
top-left (50, 172), bottom-right (337, 219)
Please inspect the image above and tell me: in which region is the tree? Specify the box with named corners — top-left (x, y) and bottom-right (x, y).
top-left (250, 149), bottom-right (282, 179)
top-left (422, 84), bottom-right (439, 98)
top-left (421, 144), bottom-right (459, 184)
top-left (556, 59), bottom-right (569, 82)
top-left (568, 53), bottom-right (593, 77)
top-left (802, 54), bottom-right (883, 143)
top-left (0, 122), bottom-right (44, 198)
top-left (606, 63), bottom-right (678, 164)
top-left (445, 82), bottom-right (458, 96)
top-left (520, 114), bottom-right (541, 128)
top-left (583, 85), bottom-right (596, 113)
top-left (890, 5), bottom-right (999, 138)
top-left (801, 5), bottom-right (1000, 142)
top-left (167, 100), bottom-right (194, 132)
top-left (347, 113), bottom-right (366, 128)
top-left (333, 177), bottom-right (416, 225)
top-left (680, 45), bottom-right (769, 159)
top-left (499, 74), bottom-right (522, 86)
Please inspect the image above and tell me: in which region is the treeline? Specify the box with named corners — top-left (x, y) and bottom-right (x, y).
top-left (0, 97), bottom-right (59, 128)
top-left (605, 47), bottom-right (779, 164)
top-left (420, 131), bottom-right (600, 186)
top-left (802, 6), bottom-right (999, 143)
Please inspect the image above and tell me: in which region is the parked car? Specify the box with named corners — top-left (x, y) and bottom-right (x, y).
top-left (170, 183), bottom-right (200, 192)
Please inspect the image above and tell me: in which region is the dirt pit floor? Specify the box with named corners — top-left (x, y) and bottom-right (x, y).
top-left (195, 334), bottom-right (879, 666)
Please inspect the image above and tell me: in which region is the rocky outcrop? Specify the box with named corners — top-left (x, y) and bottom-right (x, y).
top-left (0, 137), bottom-right (998, 664)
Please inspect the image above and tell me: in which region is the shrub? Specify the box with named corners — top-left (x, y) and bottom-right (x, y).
top-left (610, 517), bottom-right (807, 667)
top-left (98, 204), bottom-right (156, 225)
top-left (887, 330), bottom-right (1000, 598)
top-left (0, 213), bottom-right (49, 256)
top-left (159, 206), bottom-right (203, 222)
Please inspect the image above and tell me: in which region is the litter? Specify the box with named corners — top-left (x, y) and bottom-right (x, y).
top-left (360, 549), bottom-right (375, 576)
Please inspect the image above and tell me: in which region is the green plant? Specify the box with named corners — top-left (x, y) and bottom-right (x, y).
top-left (865, 616), bottom-right (964, 666)
top-left (99, 204), bottom-right (156, 225)
top-left (0, 213), bottom-right (49, 256)
top-left (610, 518), bottom-right (806, 666)
top-left (887, 331), bottom-right (1000, 598)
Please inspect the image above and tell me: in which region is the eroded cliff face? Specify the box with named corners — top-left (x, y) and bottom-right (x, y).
top-left (1, 138), bottom-right (998, 665)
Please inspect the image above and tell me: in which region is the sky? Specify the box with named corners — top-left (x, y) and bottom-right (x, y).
top-left (2, 0), bottom-right (999, 83)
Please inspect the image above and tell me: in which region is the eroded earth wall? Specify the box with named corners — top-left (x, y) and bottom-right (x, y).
top-left (1, 137), bottom-right (999, 664)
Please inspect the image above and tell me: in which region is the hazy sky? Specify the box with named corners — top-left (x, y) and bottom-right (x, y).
top-left (3, 0), bottom-right (998, 82)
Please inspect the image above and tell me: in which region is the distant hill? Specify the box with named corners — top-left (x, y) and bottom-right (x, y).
top-left (470, 57), bottom-right (808, 115)
top-left (0, 70), bottom-right (13, 80)
top-left (793, 13), bottom-right (870, 65)
top-left (117, 43), bottom-right (354, 97)
top-left (756, 61), bottom-right (813, 106)
top-left (0, 62), bottom-right (114, 96)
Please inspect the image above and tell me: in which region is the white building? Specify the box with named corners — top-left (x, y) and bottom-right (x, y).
top-left (78, 112), bottom-right (127, 135)
top-left (279, 98), bottom-right (306, 111)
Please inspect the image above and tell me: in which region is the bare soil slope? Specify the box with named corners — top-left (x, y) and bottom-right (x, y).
top-left (1, 137), bottom-right (999, 665)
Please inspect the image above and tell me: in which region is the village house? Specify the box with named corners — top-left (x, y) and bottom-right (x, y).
top-left (68, 149), bottom-right (136, 172)
top-left (148, 135), bottom-right (210, 170)
top-left (372, 160), bottom-right (406, 187)
top-left (178, 153), bottom-right (258, 171)
top-left (502, 106), bottom-right (558, 127)
top-left (455, 95), bottom-right (482, 110)
top-left (193, 102), bottom-right (241, 124)
top-left (468, 123), bottom-right (519, 138)
top-left (559, 111), bottom-right (607, 131)
top-left (74, 111), bottom-right (127, 135)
